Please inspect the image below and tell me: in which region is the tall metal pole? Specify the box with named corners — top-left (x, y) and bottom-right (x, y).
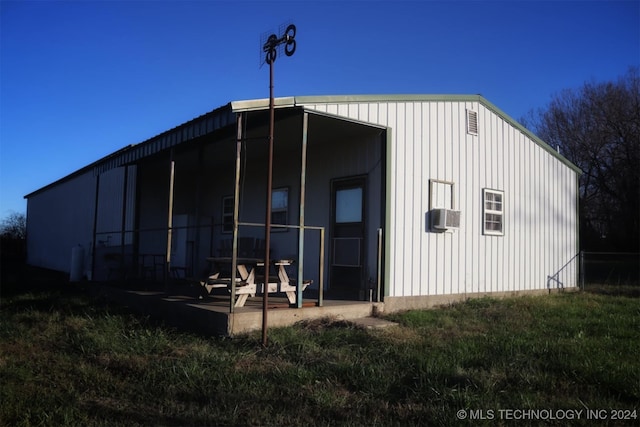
top-left (261, 23), bottom-right (296, 347)
top-left (262, 58), bottom-right (275, 347)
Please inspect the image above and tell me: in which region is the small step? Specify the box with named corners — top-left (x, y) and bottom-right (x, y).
top-left (349, 317), bottom-right (398, 330)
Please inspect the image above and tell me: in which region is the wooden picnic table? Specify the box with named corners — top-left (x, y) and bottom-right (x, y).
top-left (203, 257), bottom-right (312, 307)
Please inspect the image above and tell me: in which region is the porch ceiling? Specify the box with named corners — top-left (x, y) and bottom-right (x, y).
top-left (306, 112), bottom-right (384, 143)
top-left (240, 107), bottom-right (384, 149)
top-left (159, 108), bottom-right (385, 172)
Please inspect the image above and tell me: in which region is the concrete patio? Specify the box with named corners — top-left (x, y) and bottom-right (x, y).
top-left (90, 283), bottom-right (378, 336)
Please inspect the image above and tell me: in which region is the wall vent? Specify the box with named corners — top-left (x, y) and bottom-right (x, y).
top-left (432, 209), bottom-right (461, 230)
top-left (467, 109), bottom-right (478, 135)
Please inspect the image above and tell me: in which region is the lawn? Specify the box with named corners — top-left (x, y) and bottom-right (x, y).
top-left (0, 277), bottom-right (638, 426)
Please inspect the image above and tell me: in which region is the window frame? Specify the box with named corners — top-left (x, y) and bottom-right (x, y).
top-left (221, 195), bottom-right (234, 234)
top-left (429, 179), bottom-right (456, 210)
top-left (222, 188), bottom-right (289, 234)
top-left (271, 187), bottom-right (289, 231)
top-left (482, 188), bottom-right (504, 236)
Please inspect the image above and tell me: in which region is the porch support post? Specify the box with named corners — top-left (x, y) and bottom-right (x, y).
top-left (194, 145), bottom-right (204, 279)
top-left (377, 228), bottom-right (383, 302)
top-left (319, 227), bottom-right (324, 306)
top-left (230, 112), bottom-right (244, 313)
top-left (296, 112), bottom-right (309, 308)
top-left (119, 165), bottom-right (129, 280)
top-left (90, 173), bottom-right (101, 281)
top-left (165, 150), bottom-right (175, 290)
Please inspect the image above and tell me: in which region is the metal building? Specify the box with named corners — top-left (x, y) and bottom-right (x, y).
top-left (25, 95), bottom-right (580, 313)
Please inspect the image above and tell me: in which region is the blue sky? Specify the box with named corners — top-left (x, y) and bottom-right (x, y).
top-left (1, 0), bottom-right (638, 217)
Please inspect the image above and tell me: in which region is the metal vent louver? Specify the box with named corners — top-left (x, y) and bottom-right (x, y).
top-left (467, 109), bottom-right (478, 135)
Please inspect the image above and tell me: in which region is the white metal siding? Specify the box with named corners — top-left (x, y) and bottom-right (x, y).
top-left (26, 171), bottom-right (96, 273)
top-left (301, 99), bottom-right (579, 297)
top-left (26, 166), bottom-right (137, 275)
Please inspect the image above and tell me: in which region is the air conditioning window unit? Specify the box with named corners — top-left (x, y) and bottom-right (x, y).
top-left (432, 208), bottom-right (461, 230)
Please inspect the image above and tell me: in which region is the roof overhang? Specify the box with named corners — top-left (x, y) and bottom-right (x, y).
top-left (25, 94), bottom-right (580, 199)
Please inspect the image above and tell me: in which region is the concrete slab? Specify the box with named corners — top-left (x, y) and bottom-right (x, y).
top-left (348, 317), bottom-right (398, 330)
top-left (90, 284), bottom-right (375, 336)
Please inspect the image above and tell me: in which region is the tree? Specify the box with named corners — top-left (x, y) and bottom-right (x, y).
top-left (0, 211), bottom-right (26, 240)
top-left (522, 67), bottom-right (640, 251)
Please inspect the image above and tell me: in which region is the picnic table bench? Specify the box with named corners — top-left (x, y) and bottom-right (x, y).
top-left (201, 257), bottom-right (312, 307)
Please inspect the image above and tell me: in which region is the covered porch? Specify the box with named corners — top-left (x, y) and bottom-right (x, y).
top-left (90, 102), bottom-right (387, 314)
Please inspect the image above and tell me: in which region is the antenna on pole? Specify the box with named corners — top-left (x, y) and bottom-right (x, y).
top-left (260, 23), bottom-right (296, 67)
top-left (260, 22), bottom-right (297, 347)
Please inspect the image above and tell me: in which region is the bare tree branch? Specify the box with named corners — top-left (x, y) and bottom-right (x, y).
top-left (525, 67), bottom-right (640, 251)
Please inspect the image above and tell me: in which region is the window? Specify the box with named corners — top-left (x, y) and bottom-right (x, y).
top-left (221, 196), bottom-right (234, 233)
top-left (222, 188), bottom-right (289, 233)
top-left (336, 187), bottom-right (362, 223)
top-left (483, 189), bottom-right (504, 235)
top-left (271, 187), bottom-right (288, 227)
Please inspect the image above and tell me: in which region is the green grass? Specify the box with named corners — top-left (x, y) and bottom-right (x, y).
top-left (1, 283), bottom-right (638, 426)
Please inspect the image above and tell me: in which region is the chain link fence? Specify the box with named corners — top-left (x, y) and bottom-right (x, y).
top-left (580, 252), bottom-right (639, 295)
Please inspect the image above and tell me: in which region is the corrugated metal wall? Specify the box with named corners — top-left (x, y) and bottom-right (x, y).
top-left (92, 166), bottom-right (137, 281)
top-left (26, 171), bottom-right (96, 273)
top-left (303, 118), bottom-right (384, 289)
top-left (26, 166), bottom-right (137, 275)
top-left (300, 99), bottom-right (579, 296)
top-left (95, 166), bottom-right (137, 246)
